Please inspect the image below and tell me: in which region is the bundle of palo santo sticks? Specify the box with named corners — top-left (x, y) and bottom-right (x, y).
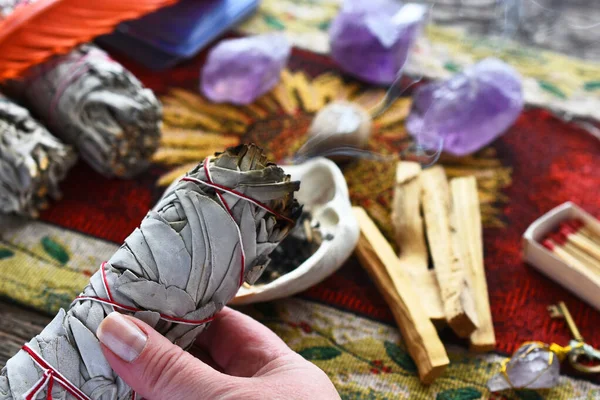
top-left (542, 219), bottom-right (600, 277)
top-left (353, 162), bottom-right (495, 383)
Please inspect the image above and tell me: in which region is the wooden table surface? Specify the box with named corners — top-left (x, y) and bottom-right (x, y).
top-left (0, 299), bottom-right (51, 368)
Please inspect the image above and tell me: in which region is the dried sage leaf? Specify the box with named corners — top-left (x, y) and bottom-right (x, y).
top-left (0, 95), bottom-right (76, 217)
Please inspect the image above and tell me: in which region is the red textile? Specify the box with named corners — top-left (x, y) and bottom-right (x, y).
top-left (39, 47), bottom-right (600, 365)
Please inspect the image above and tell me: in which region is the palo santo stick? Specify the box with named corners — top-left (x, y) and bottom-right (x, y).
top-left (353, 207), bottom-right (449, 384)
top-left (450, 177), bottom-right (495, 351)
top-left (391, 162), bottom-right (444, 323)
top-left (410, 269), bottom-right (445, 322)
top-left (392, 162), bottom-right (428, 272)
top-left (421, 167), bottom-right (478, 338)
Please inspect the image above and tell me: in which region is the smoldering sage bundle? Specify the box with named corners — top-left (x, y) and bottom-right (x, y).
top-left (0, 94), bottom-right (76, 216)
top-left (7, 44), bottom-right (162, 178)
top-left (0, 144), bottom-right (300, 400)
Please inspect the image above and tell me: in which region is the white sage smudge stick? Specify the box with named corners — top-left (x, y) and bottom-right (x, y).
top-left (6, 44), bottom-right (162, 178)
top-left (0, 144), bottom-right (301, 400)
top-left (0, 94), bottom-right (77, 217)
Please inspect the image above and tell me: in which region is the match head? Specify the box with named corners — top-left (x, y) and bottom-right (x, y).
top-left (549, 232), bottom-right (567, 246)
top-left (541, 238), bottom-right (555, 251)
top-left (568, 219), bottom-right (585, 231)
top-left (552, 232), bottom-right (568, 245)
top-left (559, 224), bottom-right (574, 237)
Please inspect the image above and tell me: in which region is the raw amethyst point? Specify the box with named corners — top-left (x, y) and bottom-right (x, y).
top-left (201, 34), bottom-right (291, 105)
top-left (406, 58), bottom-right (524, 156)
top-left (329, 1), bottom-right (427, 85)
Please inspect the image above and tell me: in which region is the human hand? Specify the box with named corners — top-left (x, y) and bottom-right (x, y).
top-left (97, 307), bottom-right (340, 400)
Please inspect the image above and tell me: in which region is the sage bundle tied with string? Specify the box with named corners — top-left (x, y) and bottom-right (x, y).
top-left (0, 94), bottom-right (76, 216)
top-left (0, 144), bottom-right (301, 400)
top-left (7, 44), bottom-right (162, 178)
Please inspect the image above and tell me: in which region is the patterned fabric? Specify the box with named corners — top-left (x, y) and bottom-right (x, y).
top-left (2, 47), bottom-right (600, 398)
top-left (239, 0), bottom-right (600, 122)
top-left (2, 7), bottom-right (600, 397)
top-left (244, 299), bottom-right (600, 399)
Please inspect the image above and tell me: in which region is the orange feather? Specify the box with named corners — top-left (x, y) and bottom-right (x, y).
top-left (0, 0), bottom-right (178, 80)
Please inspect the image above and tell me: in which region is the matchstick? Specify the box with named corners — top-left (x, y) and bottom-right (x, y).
top-left (353, 207), bottom-right (449, 384)
top-left (450, 176), bottom-right (495, 352)
top-left (569, 219), bottom-right (600, 243)
top-left (421, 166), bottom-right (478, 338)
top-left (542, 239), bottom-right (600, 287)
top-left (551, 233), bottom-right (600, 275)
top-left (560, 224), bottom-right (600, 261)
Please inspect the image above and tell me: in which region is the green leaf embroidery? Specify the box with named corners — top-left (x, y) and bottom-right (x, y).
top-left (515, 390), bottom-right (544, 400)
top-left (339, 388), bottom-right (390, 400)
top-left (318, 21), bottom-right (331, 31)
top-left (263, 14), bottom-right (285, 30)
top-left (384, 341), bottom-right (417, 373)
top-left (436, 387), bottom-right (482, 400)
top-left (41, 236), bottom-right (69, 264)
top-left (299, 346), bottom-right (342, 361)
top-left (538, 80), bottom-right (567, 99)
top-left (0, 248), bottom-right (15, 260)
top-left (584, 81), bottom-right (600, 91)
top-left (444, 61), bottom-right (461, 73)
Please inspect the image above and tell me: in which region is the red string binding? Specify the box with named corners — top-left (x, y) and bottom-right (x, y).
top-left (22, 344), bottom-right (92, 400)
top-left (22, 157), bottom-right (284, 399)
top-left (75, 262), bottom-right (217, 326)
top-left (181, 157), bottom-right (294, 224)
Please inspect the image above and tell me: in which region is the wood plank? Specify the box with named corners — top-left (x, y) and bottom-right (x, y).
top-left (421, 166), bottom-right (478, 338)
top-left (0, 300), bottom-right (51, 368)
top-left (353, 207), bottom-right (449, 384)
top-left (450, 177), bottom-right (496, 351)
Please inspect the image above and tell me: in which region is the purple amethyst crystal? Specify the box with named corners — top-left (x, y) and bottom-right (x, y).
top-left (406, 58), bottom-right (524, 156)
top-left (201, 34), bottom-right (291, 105)
top-left (329, 1), bottom-right (427, 85)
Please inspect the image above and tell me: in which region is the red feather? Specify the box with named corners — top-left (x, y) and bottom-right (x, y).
top-left (0, 0), bottom-right (178, 80)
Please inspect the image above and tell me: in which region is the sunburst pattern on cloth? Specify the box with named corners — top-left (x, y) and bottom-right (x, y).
top-left (157, 69), bottom-right (512, 241)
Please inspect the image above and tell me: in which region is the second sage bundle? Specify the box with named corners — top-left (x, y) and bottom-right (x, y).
top-left (8, 44), bottom-right (162, 178)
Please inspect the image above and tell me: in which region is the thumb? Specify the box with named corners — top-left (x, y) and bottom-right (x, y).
top-left (97, 312), bottom-right (230, 400)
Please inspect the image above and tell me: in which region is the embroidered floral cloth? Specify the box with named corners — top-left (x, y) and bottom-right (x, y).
top-left (2, 2), bottom-right (600, 398)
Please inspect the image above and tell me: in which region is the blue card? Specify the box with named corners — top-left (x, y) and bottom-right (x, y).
top-left (98, 0), bottom-right (259, 70)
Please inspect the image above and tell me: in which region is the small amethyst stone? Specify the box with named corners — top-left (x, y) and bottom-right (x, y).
top-left (329, 1), bottom-right (427, 85)
top-left (406, 58), bottom-right (524, 156)
top-left (487, 342), bottom-right (560, 391)
top-left (201, 34), bottom-right (291, 105)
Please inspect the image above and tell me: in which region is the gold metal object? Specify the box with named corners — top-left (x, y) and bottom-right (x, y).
top-left (547, 301), bottom-right (584, 342)
top-left (548, 301), bottom-right (600, 373)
